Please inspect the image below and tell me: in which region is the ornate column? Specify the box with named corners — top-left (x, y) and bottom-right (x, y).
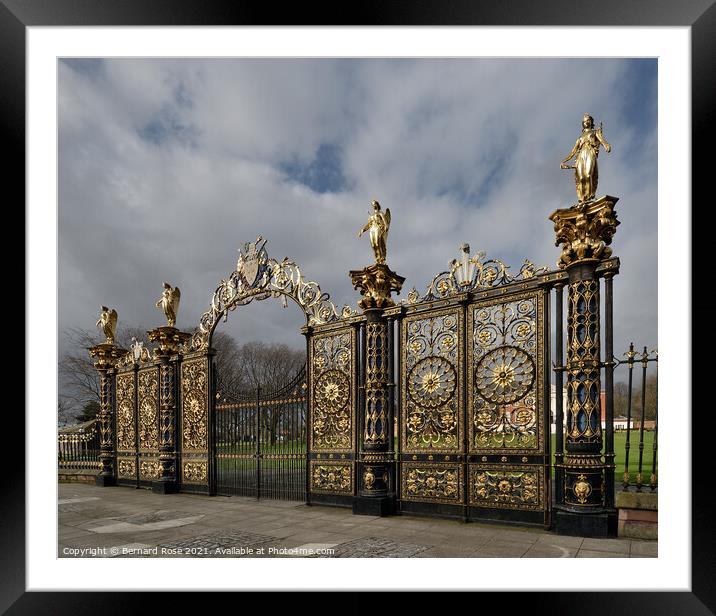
top-left (349, 263), bottom-right (405, 516)
top-left (148, 283), bottom-right (191, 494)
top-left (549, 195), bottom-right (620, 536)
top-left (147, 325), bottom-right (191, 494)
top-left (88, 307), bottom-right (126, 487)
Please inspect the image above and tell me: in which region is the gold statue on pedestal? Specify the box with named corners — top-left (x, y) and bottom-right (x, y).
top-left (560, 114), bottom-right (612, 203)
top-left (156, 282), bottom-right (181, 327)
top-left (358, 200), bottom-right (391, 265)
top-left (96, 306), bottom-right (118, 344)
top-left (350, 199), bottom-right (404, 311)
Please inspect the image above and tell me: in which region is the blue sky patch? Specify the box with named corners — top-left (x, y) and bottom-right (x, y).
top-left (279, 143), bottom-right (350, 194)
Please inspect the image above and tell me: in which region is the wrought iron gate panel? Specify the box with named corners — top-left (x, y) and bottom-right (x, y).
top-left (399, 306), bottom-right (463, 507)
top-left (308, 325), bottom-right (357, 501)
top-left (467, 290), bottom-right (549, 521)
top-left (179, 354), bottom-right (211, 492)
top-left (213, 365), bottom-right (307, 501)
top-left (115, 367), bottom-right (138, 485)
top-left (397, 288), bottom-right (550, 523)
top-left (137, 365), bottom-right (161, 484)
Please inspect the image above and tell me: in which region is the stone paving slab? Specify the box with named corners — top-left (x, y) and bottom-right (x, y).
top-left (312, 536), bottom-right (432, 558)
top-left (57, 484), bottom-right (656, 558)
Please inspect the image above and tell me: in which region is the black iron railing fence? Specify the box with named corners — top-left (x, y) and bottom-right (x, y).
top-left (58, 419), bottom-right (102, 469)
top-left (614, 343), bottom-right (658, 492)
top-left (213, 365), bottom-right (307, 501)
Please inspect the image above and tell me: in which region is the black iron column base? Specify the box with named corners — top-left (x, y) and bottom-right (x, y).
top-left (552, 506), bottom-right (618, 538)
top-left (95, 474), bottom-right (116, 487)
top-left (151, 479), bottom-right (179, 494)
top-left (352, 495), bottom-right (395, 517)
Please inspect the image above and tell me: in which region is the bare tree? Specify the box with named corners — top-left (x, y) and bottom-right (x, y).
top-left (238, 341), bottom-right (304, 389)
top-left (613, 372), bottom-right (657, 423)
top-left (58, 324), bottom-right (149, 422)
top-left (216, 341), bottom-right (305, 445)
top-left (212, 331), bottom-right (247, 401)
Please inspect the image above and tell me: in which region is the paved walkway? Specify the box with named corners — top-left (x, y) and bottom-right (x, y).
top-left (58, 484), bottom-right (657, 558)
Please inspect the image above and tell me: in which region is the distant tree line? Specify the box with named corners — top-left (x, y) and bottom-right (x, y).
top-left (614, 373), bottom-right (657, 421)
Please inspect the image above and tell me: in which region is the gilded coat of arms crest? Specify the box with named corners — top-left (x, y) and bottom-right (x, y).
top-left (236, 236), bottom-right (267, 289)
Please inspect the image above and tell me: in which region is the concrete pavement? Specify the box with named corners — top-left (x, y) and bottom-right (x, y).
top-left (58, 483), bottom-right (657, 558)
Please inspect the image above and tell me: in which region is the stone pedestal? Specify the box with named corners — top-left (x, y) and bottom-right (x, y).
top-left (550, 196), bottom-right (619, 537)
top-left (349, 264), bottom-right (404, 516)
top-left (147, 326), bottom-right (191, 494)
top-left (88, 342), bottom-right (127, 487)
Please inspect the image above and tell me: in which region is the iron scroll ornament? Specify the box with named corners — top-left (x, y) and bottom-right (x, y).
top-left (183, 237), bottom-right (355, 351)
top-left (405, 243), bottom-right (549, 303)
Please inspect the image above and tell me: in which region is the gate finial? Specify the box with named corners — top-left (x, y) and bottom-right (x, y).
top-left (156, 282), bottom-right (181, 327)
top-left (358, 199), bottom-right (391, 265)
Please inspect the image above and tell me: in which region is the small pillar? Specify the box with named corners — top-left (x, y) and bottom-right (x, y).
top-left (349, 263), bottom-right (405, 516)
top-left (550, 196), bottom-right (620, 537)
top-left (88, 343), bottom-right (126, 487)
top-left (147, 326), bottom-right (191, 494)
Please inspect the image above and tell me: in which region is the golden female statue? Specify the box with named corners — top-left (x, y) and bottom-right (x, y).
top-left (156, 282), bottom-right (181, 327)
top-left (96, 306), bottom-right (118, 344)
top-left (560, 114), bottom-right (612, 203)
top-left (358, 200), bottom-right (391, 264)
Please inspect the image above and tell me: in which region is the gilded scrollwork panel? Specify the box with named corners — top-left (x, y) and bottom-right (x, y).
top-left (139, 458), bottom-right (162, 481)
top-left (401, 308), bottom-right (462, 453)
top-left (401, 463), bottom-right (462, 504)
top-left (182, 459), bottom-right (208, 484)
top-left (566, 279), bottom-right (601, 442)
top-left (469, 464), bottom-right (544, 511)
top-left (181, 357), bottom-right (209, 453)
top-left (468, 291), bottom-right (544, 454)
top-left (310, 329), bottom-right (355, 452)
top-left (117, 457), bottom-right (137, 479)
top-left (138, 367), bottom-right (159, 451)
top-left (116, 372), bottom-right (136, 452)
top-left (309, 461), bottom-right (354, 494)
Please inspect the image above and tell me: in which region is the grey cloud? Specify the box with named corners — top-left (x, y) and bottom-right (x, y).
top-left (59, 58), bottom-right (657, 361)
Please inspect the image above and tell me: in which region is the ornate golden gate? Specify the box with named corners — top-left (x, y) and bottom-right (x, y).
top-left (391, 250), bottom-right (552, 525)
top-left (88, 185), bottom-right (624, 538)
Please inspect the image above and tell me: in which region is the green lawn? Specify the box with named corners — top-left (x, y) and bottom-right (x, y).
top-left (550, 431), bottom-right (657, 486)
top-left (210, 432), bottom-right (658, 485)
top-left (215, 440), bottom-right (307, 471)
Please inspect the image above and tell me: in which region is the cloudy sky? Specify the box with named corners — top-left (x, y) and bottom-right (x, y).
top-left (58, 58), bottom-right (657, 356)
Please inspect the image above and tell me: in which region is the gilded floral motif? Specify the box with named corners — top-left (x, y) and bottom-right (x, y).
top-left (311, 332), bottom-right (353, 451)
top-left (470, 467), bottom-right (541, 509)
top-left (471, 297), bottom-right (540, 450)
top-left (403, 466), bottom-right (460, 502)
top-left (138, 368), bottom-right (159, 450)
top-left (311, 463), bottom-right (353, 494)
top-left (116, 372), bottom-right (136, 451)
top-left (183, 460), bottom-right (208, 483)
top-left (402, 311), bottom-right (460, 451)
top-left (139, 459), bottom-right (162, 480)
top-left (117, 458), bottom-right (136, 478)
top-left (181, 358), bottom-right (208, 452)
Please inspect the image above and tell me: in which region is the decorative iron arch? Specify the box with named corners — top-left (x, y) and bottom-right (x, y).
top-left (182, 236), bottom-right (356, 352)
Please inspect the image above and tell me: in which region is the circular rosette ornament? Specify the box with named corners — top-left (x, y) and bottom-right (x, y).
top-left (407, 356), bottom-right (457, 408)
top-left (475, 345), bottom-right (535, 404)
top-left (315, 369), bottom-right (350, 413)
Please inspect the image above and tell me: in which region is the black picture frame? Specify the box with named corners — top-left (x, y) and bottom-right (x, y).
top-left (6, 0), bottom-right (709, 612)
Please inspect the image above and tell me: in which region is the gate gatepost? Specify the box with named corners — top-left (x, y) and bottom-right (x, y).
top-left (147, 326), bottom-right (191, 494)
top-left (89, 307), bottom-right (126, 487)
top-left (550, 196), bottom-right (620, 537)
top-left (349, 261), bottom-right (405, 516)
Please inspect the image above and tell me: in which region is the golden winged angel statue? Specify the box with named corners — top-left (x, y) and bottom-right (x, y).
top-left (96, 306), bottom-right (118, 344)
top-left (156, 282), bottom-right (181, 327)
top-left (560, 113), bottom-right (612, 203)
top-left (358, 199), bottom-right (391, 264)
